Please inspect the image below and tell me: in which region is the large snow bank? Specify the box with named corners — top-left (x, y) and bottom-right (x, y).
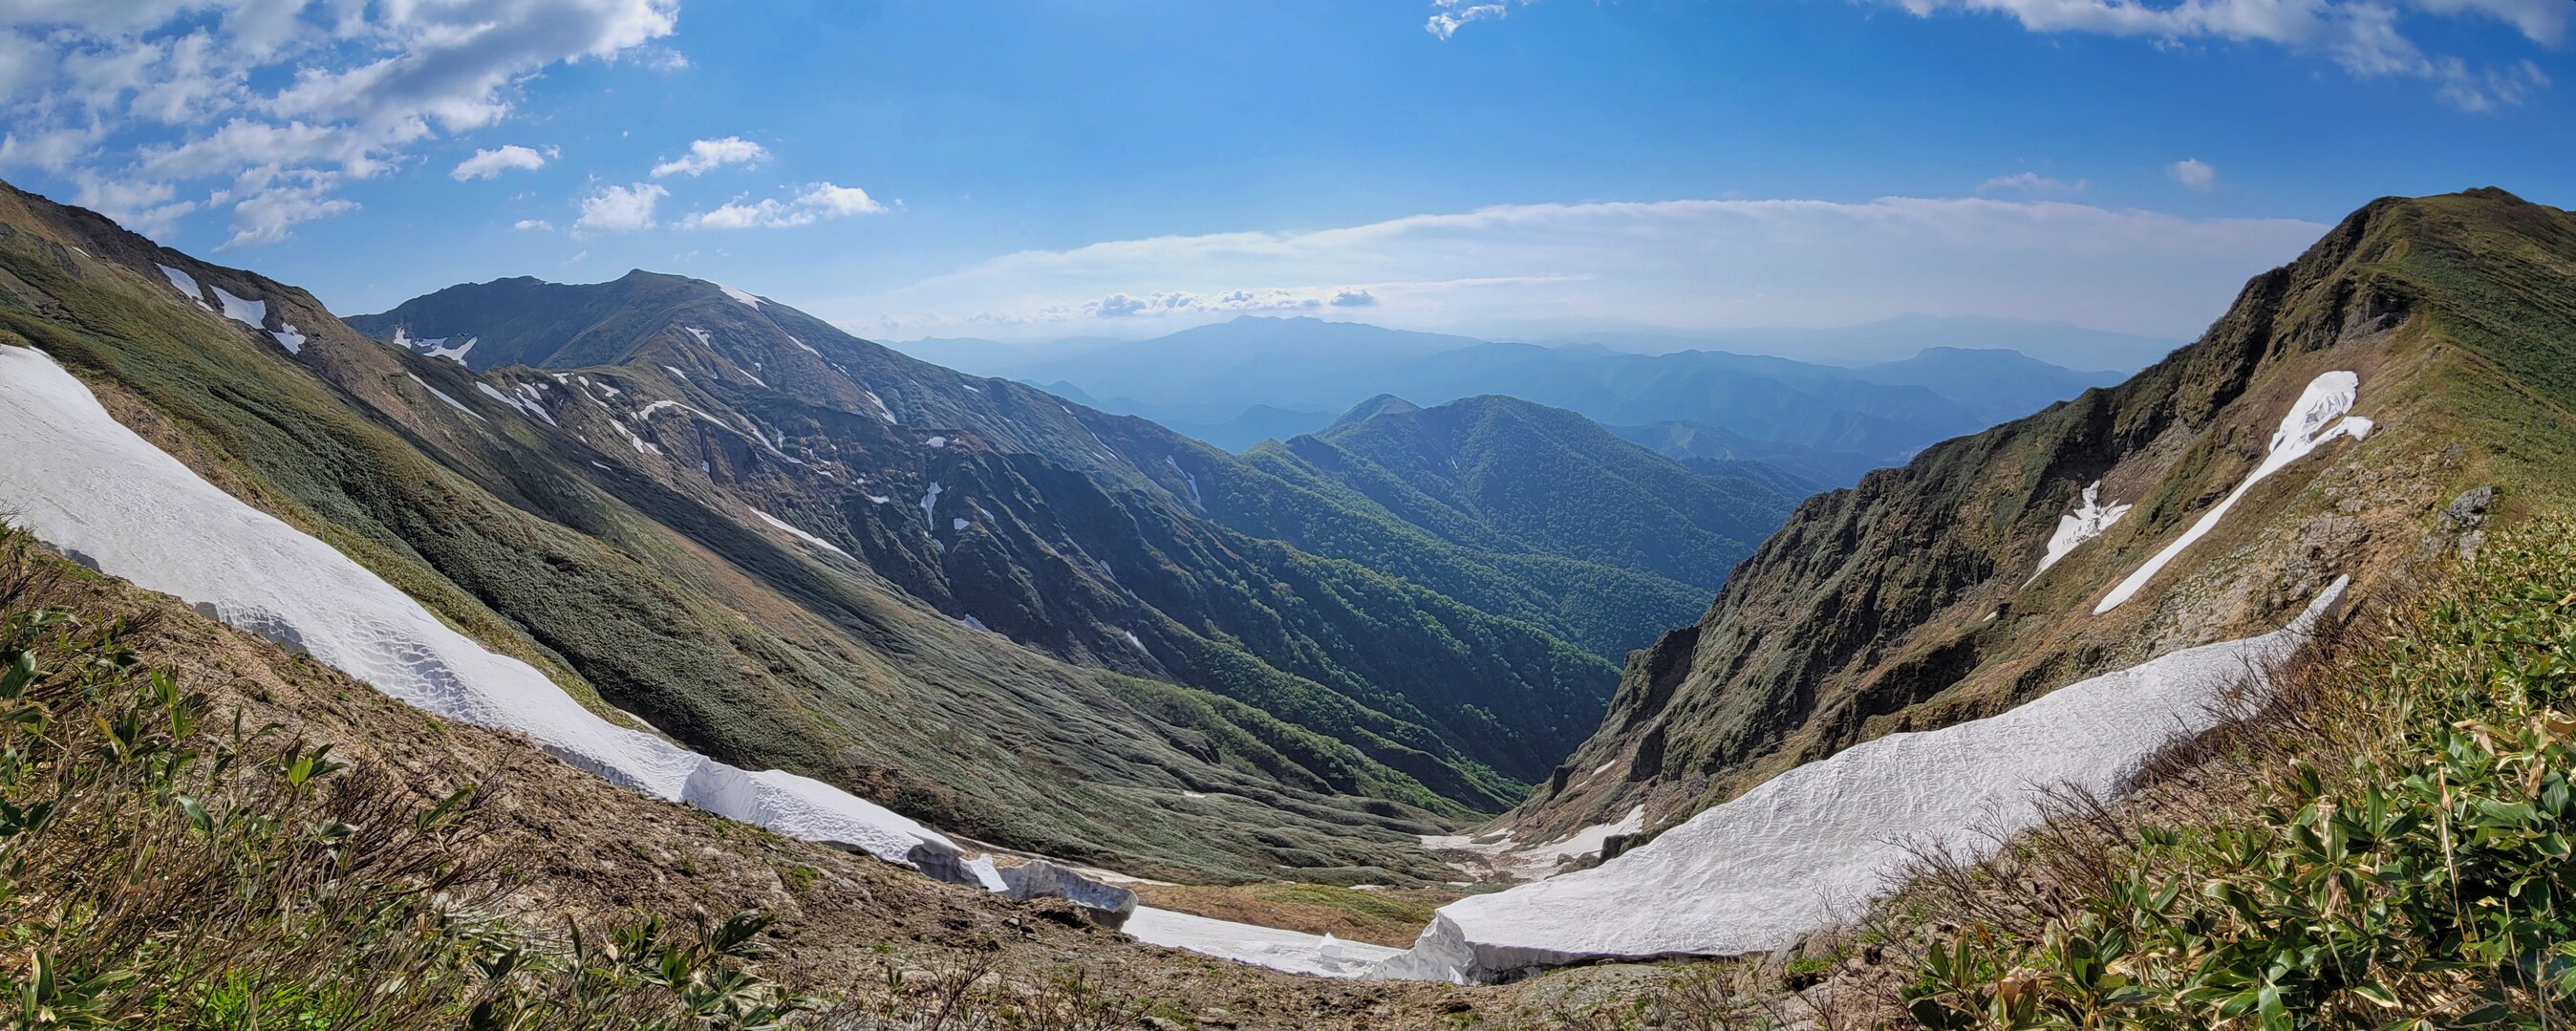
top-left (2095, 372), bottom-right (2370, 613)
top-left (1373, 576), bottom-right (2350, 984)
top-left (212, 286), bottom-right (265, 328)
top-left (1126, 907), bottom-right (1402, 977)
top-left (0, 344), bottom-right (964, 875)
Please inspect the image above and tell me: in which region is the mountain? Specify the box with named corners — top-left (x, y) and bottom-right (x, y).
top-left (1852, 346), bottom-right (2129, 426)
top-left (1286, 395), bottom-right (1803, 596)
top-left (1539, 313), bottom-right (2185, 371)
top-left (1150, 403), bottom-right (1336, 452)
top-left (980, 319), bottom-right (2121, 462)
top-left (1611, 420), bottom-right (1879, 488)
top-left (1510, 187), bottom-right (2576, 850)
top-left (0, 181), bottom-right (1656, 884)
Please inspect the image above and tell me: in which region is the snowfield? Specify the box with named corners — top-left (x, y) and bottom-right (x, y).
top-left (2096, 371), bottom-right (2371, 613)
top-left (1372, 577), bottom-right (2350, 984)
top-left (1126, 908), bottom-right (1403, 977)
top-left (0, 344), bottom-right (970, 878)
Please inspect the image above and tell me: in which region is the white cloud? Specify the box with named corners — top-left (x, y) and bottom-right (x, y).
top-left (650, 136), bottom-right (768, 177)
top-left (2168, 159), bottom-right (2217, 192)
top-left (816, 196), bottom-right (2327, 343)
top-left (1977, 172), bottom-right (2087, 195)
top-left (451, 144), bottom-right (550, 181)
top-left (0, 0), bottom-right (679, 245)
top-left (514, 218), bottom-right (554, 231)
top-left (676, 182), bottom-right (888, 229)
top-left (1429, 0), bottom-right (2556, 107)
top-left (574, 182), bottom-right (666, 234)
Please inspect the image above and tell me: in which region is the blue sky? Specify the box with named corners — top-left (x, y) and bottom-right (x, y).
top-left (2, 0), bottom-right (2566, 346)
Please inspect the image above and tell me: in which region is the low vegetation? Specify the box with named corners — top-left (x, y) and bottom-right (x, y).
top-left (1897, 521), bottom-right (2576, 1027)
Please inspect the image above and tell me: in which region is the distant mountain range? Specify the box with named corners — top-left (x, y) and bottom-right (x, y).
top-left (905, 320), bottom-right (2129, 479)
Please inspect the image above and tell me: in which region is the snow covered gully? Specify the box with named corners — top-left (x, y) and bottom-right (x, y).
top-left (1371, 577), bottom-right (2348, 983)
top-left (0, 345), bottom-right (1043, 901)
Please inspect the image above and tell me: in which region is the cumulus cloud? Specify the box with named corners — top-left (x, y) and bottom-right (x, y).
top-left (816, 196), bottom-right (2326, 343)
top-left (1977, 172), bottom-right (2087, 195)
top-left (650, 136), bottom-right (769, 177)
top-left (574, 182), bottom-right (667, 234)
top-left (451, 144), bottom-right (551, 181)
top-left (0, 0), bottom-right (678, 244)
top-left (676, 182), bottom-right (888, 229)
top-left (1429, 0), bottom-right (2557, 107)
top-left (2168, 159), bottom-right (2217, 192)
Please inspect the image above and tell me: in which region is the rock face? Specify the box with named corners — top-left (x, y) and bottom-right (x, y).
top-left (1510, 188), bottom-right (2576, 848)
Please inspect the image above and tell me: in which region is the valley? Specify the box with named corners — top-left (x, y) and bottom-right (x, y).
top-left (1, 179), bottom-right (2571, 1027)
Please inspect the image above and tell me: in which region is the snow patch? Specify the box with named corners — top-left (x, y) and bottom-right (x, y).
top-left (865, 390), bottom-right (898, 424)
top-left (2095, 372), bottom-right (2371, 613)
top-left (1164, 456), bottom-right (1203, 508)
top-left (157, 264), bottom-right (210, 309)
top-left (475, 382), bottom-right (555, 425)
top-left (717, 283), bottom-right (762, 309)
top-left (2029, 481), bottom-right (2130, 582)
top-left (0, 344), bottom-right (964, 875)
top-left (268, 323), bottom-right (305, 354)
top-left (747, 507), bottom-right (849, 557)
top-left (405, 374), bottom-right (485, 421)
top-left (1126, 908), bottom-right (1402, 977)
top-left (926, 436), bottom-right (948, 448)
top-left (959, 614), bottom-right (991, 633)
top-left (919, 482), bottom-right (943, 524)
top-left (681, 326), bottom-right (712, 347)
top-left (952, 517), bottom-right (969, 531)
top-left (1421, 806), bottom-right (1644, 883)
top-left (787, 335), bottom-right (818, 355)
top-left (211, 286), bottom-right (265, 328)
top-left (1375, 577), bottom-right (2350, 984)
top-left (1123, 630), bottom-right (1147, 652)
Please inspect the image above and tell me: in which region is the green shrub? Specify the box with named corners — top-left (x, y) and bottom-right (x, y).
top-left (1902, 522), bottom-right (2576, 1029)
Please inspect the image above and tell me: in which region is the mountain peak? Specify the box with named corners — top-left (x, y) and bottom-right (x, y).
top-left (1331, 393), bottom-right (1421, 427)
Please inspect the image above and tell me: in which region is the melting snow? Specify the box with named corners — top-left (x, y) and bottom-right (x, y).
top-left (405, 374), bottom-right (485, 421)
top-left (2094, 372), bottom-right (2371, 614)
top-left (475, 382), bottom-right (556, 425)
top-left (1164, 456), bottom-right (1203, 508)
top-left (952, 517), bottom-right (969, 531)
top-left (717, 283), bottom-right (762, 309)
top-left (394, 329), bottom-right (476, 365)
top-left (919, 482), bottom-right (943, 524)
top-left (2029, 481), bottom-right (2130, 582)
top-left (747, 507), bottom-right (849, 557)
top-left (269, 324), bottom-right (305, 354)
top-left (1123, 630), bottom-right (1147, 652)
top-left (959, 614), bottom-right (991, 633)
top-left (157, 264), bottom-right (210, 309)
top-left (787, 335), bottom-right (819, 355)
top-left (1126, 908), bottom-right (1401, 977)
top-left (211, 286), bottom-right (265, 328)
top-left (1421, 806), bottom-right (1645, 884)
top-left (1375, 577), bottom-right (2351, 983)
top-left (0, 344), bottom-right (964, 874)
top-left (926, 436), bottom-right (948, 448)
top-left (681, 326), bottom-right (712, 347)
top-left (866, 390), bottom-right (898, 424)
top-left (865, 494), bottom-right (891, 505)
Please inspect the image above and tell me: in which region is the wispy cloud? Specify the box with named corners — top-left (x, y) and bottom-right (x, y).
top-left (818, 196), bottom-right (2326, 342)
top-left (1978, 172), bottom-right (2087, 195)
top-left (2168, 159), bottom-right (2218, 192)
top-left (676, 183), bottom-right (888, 229)
top-left (0, 0), bottom-right (679, 245)
top-left (650, 137), bottom-right (769, 178)
top-left (452, 144), bottom-right (554, 181)
top-left (1425, 0), bottom-right (2560, 108)
top-left (574, 183), bottom-right (667, 234)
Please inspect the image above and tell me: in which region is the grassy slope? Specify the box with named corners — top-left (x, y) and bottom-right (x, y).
top-left (0, 184), bottom-right (1505, 883)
